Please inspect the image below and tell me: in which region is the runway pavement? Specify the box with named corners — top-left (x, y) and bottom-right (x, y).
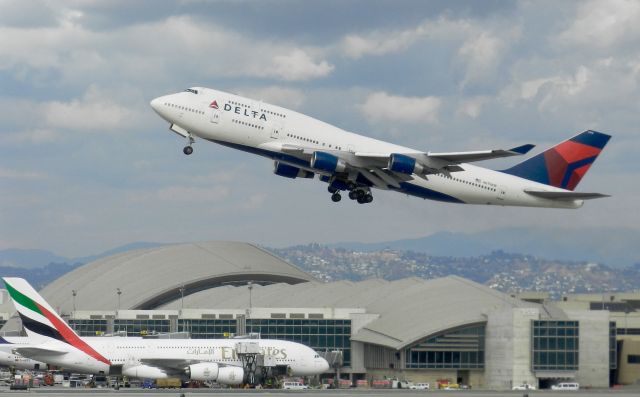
top-left (1, 386), bottom-right (639, 397)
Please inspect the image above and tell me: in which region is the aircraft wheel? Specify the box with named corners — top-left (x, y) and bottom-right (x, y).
top-left (365, 194), bottom-right (373, 203)
top-left (183, 146), bottom-right (194, 155)
top-left (348, 191), bottom-right (358, 200)
top-left (356, 189), bottom-right (365, 199)
top-left (328, 186), bottom-right (338, 194)
top-left (346, 181), bottom-right (357, 191)
top-left (331, 193), bottom-right (342, 202)
top-left (357, 196), bottom-right (366, 204)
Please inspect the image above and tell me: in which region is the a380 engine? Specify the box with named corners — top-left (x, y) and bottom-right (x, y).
top-left (186, 363), bottom-right (244, 385)
top-left (273, 161), bottom-right (314, 179)
top-left (122, 364), bottom-right (168, 379)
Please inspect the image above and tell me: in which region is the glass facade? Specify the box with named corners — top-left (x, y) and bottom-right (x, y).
top-left (177, 319), bottom-right (237, 338)
top-left (69, 319), bottom-right (108, 336)
top-left (531, 320), bottom-right (579, 371)
top-left (610, 321), bottom-right (617, 369)
top-left (114, 319), bottom-right (170, 336)
top-left (405, 324), bottom-right (485, 369)
top-left (246, 319), bottom-right (352, 366)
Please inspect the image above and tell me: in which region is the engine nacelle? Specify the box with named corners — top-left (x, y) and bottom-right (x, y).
top-left (187, 362), bottom-right (219, 381)
top-left (311, 152), bottom-right (347, 173)
top-left (217, 366), bottom-right (244, 385)
top-left (273, 161), bottom-right (314, 179)
top-left (388, 153), bottom-right (424, 175)
top-left (122, 364), bottom-right (168, 379)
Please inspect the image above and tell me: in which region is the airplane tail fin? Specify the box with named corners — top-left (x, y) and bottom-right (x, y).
top-left (2, 277), bottom-right (110, 364)
top-left (501, 130), bottom-right (611, 190)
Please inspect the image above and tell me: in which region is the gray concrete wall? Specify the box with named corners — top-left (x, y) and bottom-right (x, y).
top-left (485, 307), bottom-right (538, 390)
top-left (565, 310), bottom-right (610, 388)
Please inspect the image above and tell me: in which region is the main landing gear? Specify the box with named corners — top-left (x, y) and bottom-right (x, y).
top-left (327, 183), bottom-right (373, 204)
top-left (183, 135), bottom-right (195, 155)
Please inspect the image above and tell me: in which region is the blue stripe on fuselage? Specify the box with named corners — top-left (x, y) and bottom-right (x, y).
top-left (207, 139), bottom-right (465, 203)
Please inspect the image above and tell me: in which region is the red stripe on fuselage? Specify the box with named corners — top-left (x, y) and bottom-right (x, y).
top-left (35, 303), bottom-right (111, 365)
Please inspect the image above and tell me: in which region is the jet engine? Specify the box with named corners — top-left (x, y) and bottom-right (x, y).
top-left (273, 161), bottom-right (314, 179)
top-left (122, 364), bottom-right (168, 379)
top-left (186, 362), bottom-right (219, 381)
top-left (388, 153), bottom-right (424, 175)
top-left (311, 152), bottom-right (347, 173)
top-left (217, 366), bottom-right (244, 385)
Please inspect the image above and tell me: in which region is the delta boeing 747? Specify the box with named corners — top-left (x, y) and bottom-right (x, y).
top-left (150, 87), bottom-right (610, 209)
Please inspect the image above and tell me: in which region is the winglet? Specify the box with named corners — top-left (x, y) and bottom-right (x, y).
top-left (509, 144), bottom-right (535, 155)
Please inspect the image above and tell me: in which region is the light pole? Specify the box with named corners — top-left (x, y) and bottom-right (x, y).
top-left (179, 285), bottom-right (185, 310)
top-left (116, 288), bottom-right (122, 311)
top-left (72, 290), bottom-right (77, 312)
top-left (248, 282), bottom-right (253, 318)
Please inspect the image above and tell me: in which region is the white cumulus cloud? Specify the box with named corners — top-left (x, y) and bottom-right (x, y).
top-left (359, 92), bottom-right (442, 124)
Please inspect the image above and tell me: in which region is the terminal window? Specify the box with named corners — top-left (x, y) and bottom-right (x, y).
top-left (246, 319), bottom-right (352, 366)
top-left (178, 319), bottom-right (237, 338)
top-left (405, 324), bottom-right (485, 369)
top-left (531, 320), bottom-right (579, 371)
top-left (69, 319), bottom-right (108, 336)
top-left (114, 319), bottom-right (170, 336)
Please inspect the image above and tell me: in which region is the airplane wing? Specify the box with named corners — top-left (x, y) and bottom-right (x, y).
top-left (259, 141), bottom-right (535, 189)
top-left (524, 190), bottom-right (610, 201)
top-left (426, 144), bottom-right (535, 163)
top-left (12, 345), bottom-right (68, 356)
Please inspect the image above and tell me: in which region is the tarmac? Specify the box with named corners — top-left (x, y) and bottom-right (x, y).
top-left (0, 387), bottom-right (639, 397)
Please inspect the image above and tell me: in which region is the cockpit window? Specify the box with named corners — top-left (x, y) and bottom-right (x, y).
top-left (184, 88), bottom-right (198, 94)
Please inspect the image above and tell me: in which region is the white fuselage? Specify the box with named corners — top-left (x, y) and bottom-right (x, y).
top-left (0, 337), bottom-right (46, 370)
top-left (150, 87), bottom-right (582, 209)
top-left (7, 336), bottom-right (327, 377)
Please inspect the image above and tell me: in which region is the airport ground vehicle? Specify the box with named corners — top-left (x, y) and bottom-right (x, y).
top-left (551, 382), bottom-right (579, 390)
top-left (513, 383), bottom-right (536, 390)
top-left (410, 382), bottom-right (430, 389)
top-left (282, 381), bottom-right (308, 390)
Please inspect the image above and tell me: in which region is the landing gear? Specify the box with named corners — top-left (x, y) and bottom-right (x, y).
top-left (328, 186), bottom-right (338, 194)
top-left (331, 192), bottom-right (342, 202)
top-left (357, 193), bottom-right (373, 204)
top-left (183, 135), bottom-right (195, 155)
top-left (348, 186), bottom-right (373, 204)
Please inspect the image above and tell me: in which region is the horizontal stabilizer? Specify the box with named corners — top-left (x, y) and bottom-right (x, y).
top-left (524, 189), bottom-right (610, 201)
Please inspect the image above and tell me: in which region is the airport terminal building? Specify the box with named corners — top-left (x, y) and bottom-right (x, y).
top-left (0, 241), bottom-right (637, 390)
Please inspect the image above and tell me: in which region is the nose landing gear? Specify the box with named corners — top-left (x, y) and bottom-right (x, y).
top-left (183, 135), bottom-right (195, 155)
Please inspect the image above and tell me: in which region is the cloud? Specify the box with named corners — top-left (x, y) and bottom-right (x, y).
top-left (128, 186), bottom-right (230, 204)
top-left (234, 86), bottom-right (306, 109)
top-left (43, 85), bottom-right (135, 132)
top-left (457, 30), bottom-right (516, 87)
top-left (0, 168), bottom-right (45, 180)
top-left (261, 49), bottom-right (334, 81)
top-left (359, 91), bottom-right (442, 124)
top-left (457, 97), bottom-right (487, 119)
top-left (557, 0), bottom-right (640, 50)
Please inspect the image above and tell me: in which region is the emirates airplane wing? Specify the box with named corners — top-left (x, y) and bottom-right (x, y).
top-left (3, 277), bottom-right (329, 382)
top-left (150, 87), bottom-right (610, 209)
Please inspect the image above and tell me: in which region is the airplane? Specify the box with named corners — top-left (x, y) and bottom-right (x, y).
top-left (2, 277), bottom-right (329, 383)
top-left (0, 337), bottom-right (46, 370)
top-left (150, 87), bottom-right (611, 209)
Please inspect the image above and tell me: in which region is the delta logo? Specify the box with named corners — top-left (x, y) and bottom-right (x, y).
top-left (209, 100), bottom-right (219, 109)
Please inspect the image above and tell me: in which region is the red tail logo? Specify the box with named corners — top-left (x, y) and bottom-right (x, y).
top-left (209, 100), bottom-right (219, 109)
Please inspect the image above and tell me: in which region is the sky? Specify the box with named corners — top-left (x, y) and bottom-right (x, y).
top-left (1, 0), bottom-right (639, 257)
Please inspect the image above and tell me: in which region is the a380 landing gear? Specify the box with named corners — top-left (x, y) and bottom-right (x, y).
top-left (331, 192), bottom-right (342, 202)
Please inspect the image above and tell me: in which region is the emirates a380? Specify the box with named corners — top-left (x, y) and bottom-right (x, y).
top-left (3, 278), bottom-right (329, 383)
top-left (150, 87), bottom-right (610, 209)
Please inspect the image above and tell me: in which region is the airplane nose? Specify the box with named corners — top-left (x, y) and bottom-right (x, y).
top-left (150, 97), bottom-right (162, 113)
top-left (319, 358), bottom-right (329, 372)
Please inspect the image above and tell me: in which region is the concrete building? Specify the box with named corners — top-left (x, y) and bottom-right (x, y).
top-left (0, 242), bottom-right (622, 389)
